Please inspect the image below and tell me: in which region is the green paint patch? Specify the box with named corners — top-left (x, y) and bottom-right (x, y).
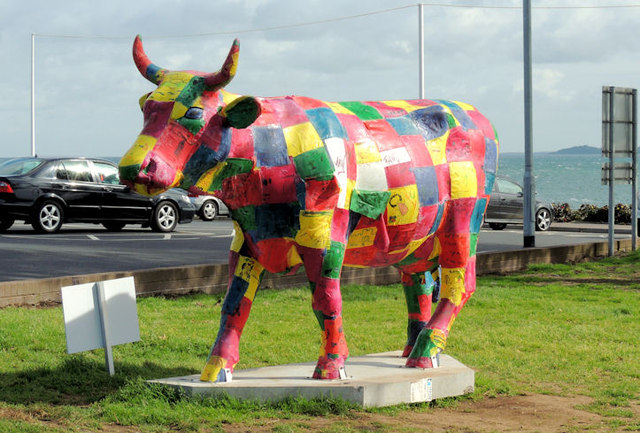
top-left (293, 147), bottom-right (335, 180)
top-left (210, 158), bottom-right (254, 190)
top-left (338, 101), bottom-right (383, 121)
top-left (350, 189), bottom-right (390, 220)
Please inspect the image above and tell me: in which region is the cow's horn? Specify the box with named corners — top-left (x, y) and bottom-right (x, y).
top-left (133, 35), bottom-right (167, 85)
top-left (204, 39), bottom-right (240, 90)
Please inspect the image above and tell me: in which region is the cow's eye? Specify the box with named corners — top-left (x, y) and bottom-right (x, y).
top-left (184, 107), bottom-right (203, 119)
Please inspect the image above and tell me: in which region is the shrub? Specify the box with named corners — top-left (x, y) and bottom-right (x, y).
top-left (552, 202), bottom-right (632, 224)
top-left (551, 202), bottom-right (574, 222)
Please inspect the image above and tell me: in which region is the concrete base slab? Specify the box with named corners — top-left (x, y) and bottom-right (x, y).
top-left (148, 351), bottom-right (475, 408)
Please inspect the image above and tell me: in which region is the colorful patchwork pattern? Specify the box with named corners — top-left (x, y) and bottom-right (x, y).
top-left (120, 37), bottom-right (499, 381)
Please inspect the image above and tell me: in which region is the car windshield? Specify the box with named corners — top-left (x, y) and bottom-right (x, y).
top-left (0, 158), bottom-right (46, 176)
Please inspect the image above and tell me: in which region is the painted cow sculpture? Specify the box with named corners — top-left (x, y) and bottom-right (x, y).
top-left (119, 37), bottom-right (499, 382)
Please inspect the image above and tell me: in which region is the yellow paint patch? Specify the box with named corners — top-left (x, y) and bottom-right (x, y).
top-left (230, 221), bottom-right (244, 253)
top-left (452, 100), bottom-right (476, 112)
top-left (200, 355), bottom-right (227, 382)
top-left (428, 236), bottom-right (441, 260)
top-left (426, 131), bottom-right (449, 166)
top-left (346, 227), bottom-right (377, 248)
top-left (171, 101), bottom-right (188, 120)
top-left (234, 256), bottom-right (264, 302)
top-left (326, 101), bottom-right (355, 115)
top-left (120, 135), bottom-right (156, 167)
top-left (381, 100), bottom-right (424, 113)
top-left (286, 243), bottom-right (303, 269)
top-left (440, 267), bottom-right (466, 306)
top-left (195, 162), bottom-right (227, 192)
top-left (148, 72), bottom-right (194, 102)
top-left (354, 139), bottom-right (382, 164)
top-left (295, 211), bottom-right (333, 249)
top-left (386, 185), bottom-right (420, 226)
top-left (283, 122), bottom-right (324, 157)
top-left (449, 161), bottom-right (478, 199)
top-left (220, 90), bottom-right (242, 105)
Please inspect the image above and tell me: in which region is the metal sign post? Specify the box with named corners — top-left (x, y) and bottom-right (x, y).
top-left (61, 277), bottom-right (140, 376)
top-left (602, 86), bottom-right (637, 255)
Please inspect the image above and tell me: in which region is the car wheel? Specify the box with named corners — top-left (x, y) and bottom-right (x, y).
top-left (151, 201), bottom-right (178, 232)
top-left (489, 223), bottom-right (507, 230)
top-left (103, 222), bottom-right (126, 232)
top-left (536, 208), bottom-right (552, 231)
top-left (0, 217), bottom-right (15, 233)
top-left (199, 199), bottom-right (218, 221)
top-left (32, 200), bottom-right (64, 233)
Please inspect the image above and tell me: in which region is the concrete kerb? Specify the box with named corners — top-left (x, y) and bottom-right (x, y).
top-left (0, 237), bottom-right (635, 308)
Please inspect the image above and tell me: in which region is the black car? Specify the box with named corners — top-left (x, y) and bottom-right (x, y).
top-left (485, 175), bottom-right (553, 231)
top-left (0, 157), bottom-right (195, 233)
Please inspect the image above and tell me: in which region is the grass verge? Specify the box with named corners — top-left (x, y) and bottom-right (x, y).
top-left (0, 250), bottom-right (638, 432)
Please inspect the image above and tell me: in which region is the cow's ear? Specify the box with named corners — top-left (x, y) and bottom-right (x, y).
top-left (219, 96), bottom-right (261, 129)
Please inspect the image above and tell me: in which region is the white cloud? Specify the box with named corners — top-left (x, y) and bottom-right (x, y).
top-left (0, 0), bottom-right (638, 158)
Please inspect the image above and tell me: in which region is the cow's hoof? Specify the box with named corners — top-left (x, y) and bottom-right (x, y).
top-left (405, 327), bottom-right (446, 366)
top-left (312, 356), bottom-right (348, 380)
top-left (405, 353), bottom-right (439, 368)
top-left (200, 355), bottom-right (233, 383)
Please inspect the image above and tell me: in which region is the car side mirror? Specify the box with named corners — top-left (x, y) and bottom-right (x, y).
top-left (517, 192), bottom-right (524, 197)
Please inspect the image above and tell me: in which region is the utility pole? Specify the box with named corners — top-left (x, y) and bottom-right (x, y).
top-left (523, 0), bottom-right (535, 247)
top-left (418, 3), bottom-right (424, 99)
top-left (31, 33), bottom-right (36, 157)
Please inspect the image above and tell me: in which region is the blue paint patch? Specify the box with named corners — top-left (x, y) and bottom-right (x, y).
top-left (296, 177), bottom-right (306, 210)
top-left (429, 202), bottom-right (446, 235)
top-left (387, 116), bottom-right (422, 136)
top-left (436, 100), bottom-right (476, 130)
top-left (411, 166), bottom-right (439, 206)
top-left (483, 137), bottom-right (498, 174)
top-left (409, 105), bottom-right (450, 140)
top-left (470, 197), bottom-right (487, 233)
top-left (253, 126), bottom-right (289, 167)
top-left (146, 64), bottom-right (162, 81)
top-left (182, 133), bottom-right (230, 187)
top-left (484, 172), bottom-right (496, 195)
top-left (221, 277), bottom-right (249, 316)
top-left (305, 107), bottom-right (348, 139)
top-left (252, 203), bottom-right (300, 241)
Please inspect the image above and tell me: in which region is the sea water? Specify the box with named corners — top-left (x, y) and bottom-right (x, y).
top-left (498, 153), bottom-right (635, 208)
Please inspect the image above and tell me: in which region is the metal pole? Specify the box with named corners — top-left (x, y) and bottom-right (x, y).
top-left (608, 87), bottom-right (615, 257)
top-left (418, 3), bottom-right (424, 99)
top-left (523, 0), bottom-right (535, 247)
top-left (95, 282), bottom-right (115, 376)
top-left (31, 33), bottom-right (36, 157)
top-left (632, 89), bottom-right (637, 251)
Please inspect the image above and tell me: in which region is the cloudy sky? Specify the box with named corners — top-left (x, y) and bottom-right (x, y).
top-left (1, 0), bottom-right (639, 159)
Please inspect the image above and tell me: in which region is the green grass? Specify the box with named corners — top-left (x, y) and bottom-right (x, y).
top-left (0, 250), bottom-right (639, 432)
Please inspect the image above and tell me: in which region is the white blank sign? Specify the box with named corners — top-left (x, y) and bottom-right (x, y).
top-left (61, 277), bottom-right (140, 354)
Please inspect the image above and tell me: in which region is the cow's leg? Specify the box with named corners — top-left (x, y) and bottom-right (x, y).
top-left (200, 239), bottom-right (265, 382)
top-left (296, 209), bottom-right (349, 380)
top-left (400, 269), bottom-right (438, 357)
top-left (406, 197), bottom-right (480, 368)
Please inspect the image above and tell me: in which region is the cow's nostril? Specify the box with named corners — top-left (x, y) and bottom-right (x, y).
top-left (144, 159), bottom-right (157, 175)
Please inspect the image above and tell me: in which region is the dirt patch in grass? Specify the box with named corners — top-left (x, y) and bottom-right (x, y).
top-left (224, 394), bottom-right (614, 433)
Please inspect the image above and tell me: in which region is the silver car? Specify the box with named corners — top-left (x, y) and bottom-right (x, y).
top-left (188, 193), bottom-right (230, 221)
top-left (485, 176), bottom-right (553, 231)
